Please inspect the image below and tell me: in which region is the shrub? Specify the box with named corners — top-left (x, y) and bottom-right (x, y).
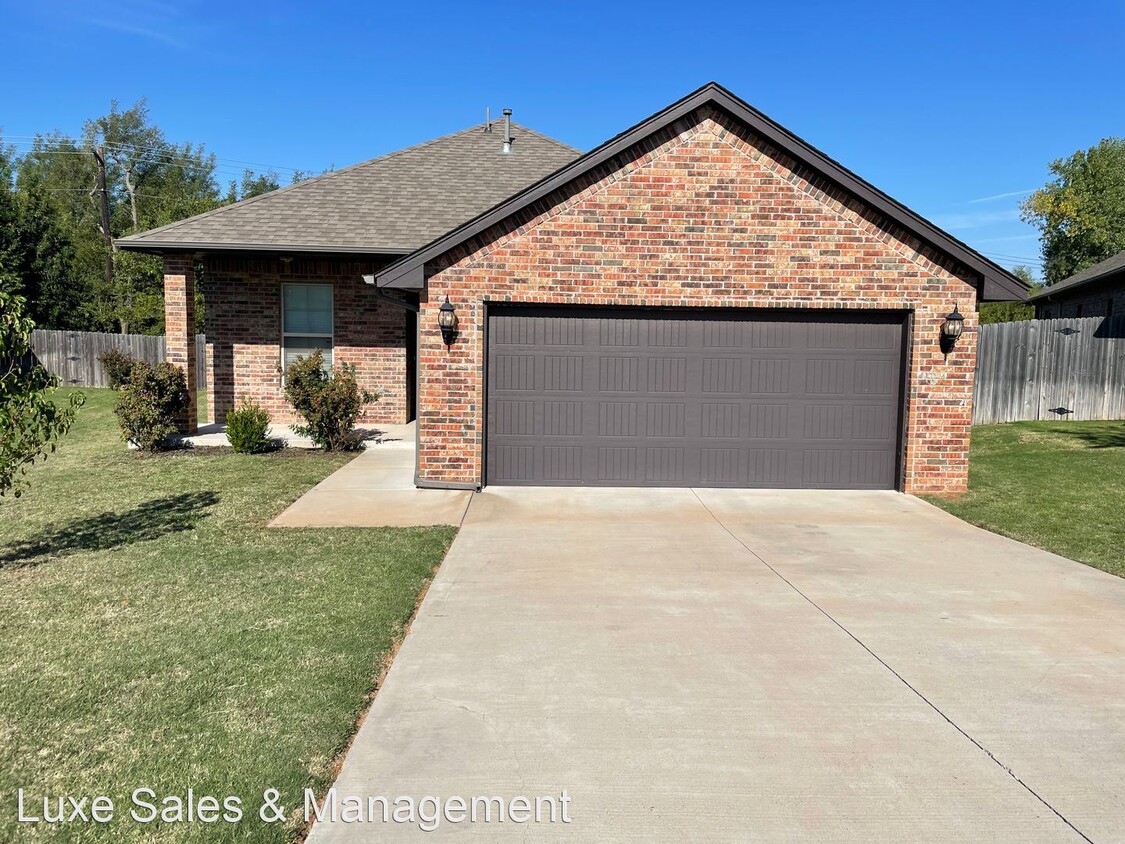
top-left (282, 351), bottom-right (376, 451)
top-left (98, 348), bottom-right (138, 390)
top-left (225, 398), bottom-right (272, 454)
top-left (114, 361), bottom-right (189, 452)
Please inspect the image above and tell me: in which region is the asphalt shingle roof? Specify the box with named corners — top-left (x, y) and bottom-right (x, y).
top-left (1028, 249), bottom-right (1125, 301)
top-left (116, 121), bottom-right (581, 254)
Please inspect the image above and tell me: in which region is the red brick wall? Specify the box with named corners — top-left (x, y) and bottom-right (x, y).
top-left (1034, 279), bottom-right (1121, 319)
top-left (199, 257), bottom-right (409, 426)
top-left (164, 255), bottom-right (198, 433)
top-left (417, 108), bottom-right (981, 496)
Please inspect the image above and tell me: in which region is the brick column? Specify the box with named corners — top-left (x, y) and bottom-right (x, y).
top-left (164, 255), bottom-right (198, 433)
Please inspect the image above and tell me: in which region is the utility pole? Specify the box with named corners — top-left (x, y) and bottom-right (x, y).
top-left (91, 142), bottom-right (117, 324)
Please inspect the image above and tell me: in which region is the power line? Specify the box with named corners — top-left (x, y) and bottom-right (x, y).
top-left (1, 135), bottom-right (307, 174)
top-left (2, 144), bottom-right (289, 182)
top-left (981, 252), bottom-right (1043, 265)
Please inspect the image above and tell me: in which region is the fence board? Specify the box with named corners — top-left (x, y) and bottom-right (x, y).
top-left (28, 329), bottom-right (207, 390)
top-left (974, 316), bottom-right (1125, 424)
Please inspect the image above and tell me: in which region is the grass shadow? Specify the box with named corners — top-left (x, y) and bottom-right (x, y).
top-left (1039, 423), bottom-right (1125, 450)
top-left (0, 491), bottom-right (220, 568)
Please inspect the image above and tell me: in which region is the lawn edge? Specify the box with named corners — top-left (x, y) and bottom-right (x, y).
top-left (294, 541), bottom-right (454, 842)
top-left (915, 494), bottom-right (1124, 580)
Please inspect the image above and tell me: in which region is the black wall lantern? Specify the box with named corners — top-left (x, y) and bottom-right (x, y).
top-left (940, 304), bottom-right (964, 355)
top-left (438, 296), bottom-right (458, 345)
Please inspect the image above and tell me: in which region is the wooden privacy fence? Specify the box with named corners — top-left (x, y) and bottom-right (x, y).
top-left (973, 316), bottom-right (1125, 424)
top-left (27, 329), bottom-right (207, 389)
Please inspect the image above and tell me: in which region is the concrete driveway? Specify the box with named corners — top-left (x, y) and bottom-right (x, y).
top-left (309, 489), bottom-right (1124, 842)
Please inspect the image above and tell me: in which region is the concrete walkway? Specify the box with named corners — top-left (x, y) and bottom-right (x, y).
top-left (269, 423), bottom-right (473, 527)
top-left (180, 421), bottom-right (408, 450)
top-left (309, 488), bottom-right (1124, 842)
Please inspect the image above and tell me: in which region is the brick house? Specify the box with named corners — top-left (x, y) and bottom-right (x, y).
top-left (1028, 250), bottom-right (1124, 319)
top-left (118, 83), bottom-right (1027, 496)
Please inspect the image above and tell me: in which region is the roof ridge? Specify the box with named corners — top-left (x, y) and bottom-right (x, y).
top-left (118, 120), bottom-right (573, 244)
top-left (376, 81), bottom-right (1026, 302)
top-left (1028, 247), bottom-right (1125, 300)
top-left (512, 123), bottom-right (582, 155)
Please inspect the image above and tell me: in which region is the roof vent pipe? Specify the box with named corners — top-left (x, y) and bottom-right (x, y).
top-left (501, 109), bottom-right (512, 154)
top-left (485, 107), bottom-right (491, 133)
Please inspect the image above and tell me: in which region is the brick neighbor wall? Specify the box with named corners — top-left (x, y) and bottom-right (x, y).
top-left (1034, 279), bottom-right (1121, 319)
top-left (416, 107), bottom-right (981, 496)
top-left (197, 257), bottom-right (409, 426)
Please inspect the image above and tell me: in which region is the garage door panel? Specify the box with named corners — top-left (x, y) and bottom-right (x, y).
top-left (487, 308), bottom-right (903, 489)
top-left (746, 358), bottom-right (791, 394)
top-left (748, 403), bottom-right (790, 439)
top-left (648, 357), bottom-right (688, 392)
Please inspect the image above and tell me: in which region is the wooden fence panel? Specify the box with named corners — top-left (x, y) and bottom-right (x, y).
top-left (973, 316), bottom-right (1125, 424)
top-left (28, 329), bottom-right (207, 390)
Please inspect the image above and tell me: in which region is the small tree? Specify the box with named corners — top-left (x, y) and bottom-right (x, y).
top-left (0, 284), bottom-right (84, 496)
top-left (282, 351), bottom-right (375, 451)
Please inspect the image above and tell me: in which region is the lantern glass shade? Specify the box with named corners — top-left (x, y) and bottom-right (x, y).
top-left (941, 305), bottom-right (964, 340)
top-left (438, 297), bottom-right (457, 330)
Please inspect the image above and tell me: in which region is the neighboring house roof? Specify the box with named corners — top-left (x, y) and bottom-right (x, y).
top-left (377, 82), bottom-right (1028, 302)
top-left (116, 122), bottom-right (581, 255)
top-left (1027, 249), bottom-right (1125, 302)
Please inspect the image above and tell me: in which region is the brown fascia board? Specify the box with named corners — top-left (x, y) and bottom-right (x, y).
top-left (1026, 266), bottom-right (1125, 302)
top-left (376, 82), bottom-right (1029, 303)
top-left (114, 239), bottom-right (410, 259)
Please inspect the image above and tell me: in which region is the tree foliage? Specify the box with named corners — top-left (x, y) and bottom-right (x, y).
top-left (282, 351), bottom-right (375, 451)
top-left (1022, 137), bottom-right (1125, 285)
top-left (0, 282), bottom-right (84, 496)
top-left (2, 99), bottom-right (286, 334)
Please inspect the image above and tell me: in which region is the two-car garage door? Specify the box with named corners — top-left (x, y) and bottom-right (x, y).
top-left (485, 307), bottom-right (905, 489)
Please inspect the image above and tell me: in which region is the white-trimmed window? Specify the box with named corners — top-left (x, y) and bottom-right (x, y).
top-left (282, 283), bottom-right (333, 371)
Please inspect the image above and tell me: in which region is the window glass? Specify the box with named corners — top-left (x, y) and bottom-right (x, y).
top-left (283, 284), bottom-right (333, 334)
top-left (282, 284), bottom-right (333, 370)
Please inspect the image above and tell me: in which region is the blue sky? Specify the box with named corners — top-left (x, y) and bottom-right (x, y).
top-left (4, 0), bottom-right (1124, 279)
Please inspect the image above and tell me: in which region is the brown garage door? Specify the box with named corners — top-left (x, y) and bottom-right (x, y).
top-left (485, 307), bottom-right (905, 489)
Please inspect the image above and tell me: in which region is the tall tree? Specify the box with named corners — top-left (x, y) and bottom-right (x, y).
top-left (9, 101), bottom-right (287, 333)
top-left (17, 132), bottom-right (121, 331)
top-left (0, 140), bottom-right (83, 328)
top-left (237, 168), bottom-right (281, 200)
top-left (1022, 138), bottom-right (1125, 284)
top-left (0, 142), bottom-right (21, 278)
top-left (81, 100), bottom-right (225, 332)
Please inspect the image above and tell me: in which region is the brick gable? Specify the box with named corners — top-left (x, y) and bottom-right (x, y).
top-left (417, 110), bottom-right (979, 495)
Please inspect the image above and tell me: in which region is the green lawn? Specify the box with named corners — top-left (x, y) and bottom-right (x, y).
top-left (928, 421), bottom-right (1125, 578)
top-left (0, 389), bottom-right (456, 841)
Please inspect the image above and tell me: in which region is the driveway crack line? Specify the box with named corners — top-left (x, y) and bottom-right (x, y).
top-left (457, 491), bottom-right (476, 527)
top-left (688, 488), bottom-right (1094, 844)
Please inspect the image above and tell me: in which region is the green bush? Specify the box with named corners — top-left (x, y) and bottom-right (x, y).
top-left (98, 348), bottom-right (138, 390)
top-left (114, 361), bottom-right (189, 452)
top-left (225, 398), bottom-right (272, 454)
top-left (282, 351), bottom-right (376, 451)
